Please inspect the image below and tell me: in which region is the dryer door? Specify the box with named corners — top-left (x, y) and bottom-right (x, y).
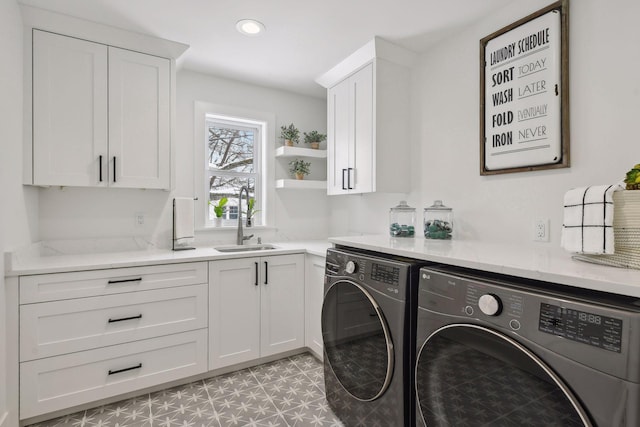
top-left (321, 279), bottom-right (394, 401)
top-left (416, 324), bottom-right (592, 427)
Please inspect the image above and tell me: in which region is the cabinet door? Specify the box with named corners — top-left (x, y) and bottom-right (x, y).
top-left (32, 30), bottom-right (108, 187)
top-left (351, 62), bottom-right (374, 193)
top-left (108, 47), bottom-right (170, 189)
top-left (327, 79), bottom-right (351, 195)
top-left (261, 254), bottom-right (305, 357)
top-left (305, 254), bottom-right (325, 359)
top-left (208, 258), bottom-right (261, 370)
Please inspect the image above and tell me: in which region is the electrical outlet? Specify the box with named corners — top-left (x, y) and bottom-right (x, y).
top-left (135, 213), bottom-right (145, 227)
top-left (534, 219), bottom-right (549, 241)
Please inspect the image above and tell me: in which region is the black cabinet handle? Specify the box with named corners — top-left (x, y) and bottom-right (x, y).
top-left (342, 169), bottom-right (347, 190)
top-left (264, 261), bottom-right (268, 285)
top-left (254, 262), bottom-right (259, 286)
top-left (108, 314), bottom-right (142, 323)
top-left (347, 168), bottom-right (354, 190)
top-left (108, 363), bottom-right (142, 376)
top-left (113, 156), bottom-right (117, 182)
top-left (99, 155), bottom-right (103, 182)
top-left (107, 277), bottom-right (143, 285)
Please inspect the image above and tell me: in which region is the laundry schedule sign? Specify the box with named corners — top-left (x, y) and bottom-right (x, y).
top-left (480, 1), bottom-right (569, 175)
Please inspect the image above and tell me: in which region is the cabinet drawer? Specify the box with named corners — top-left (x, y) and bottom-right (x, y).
top-left (20, 262), bottom-right (207, 303)
top-left (20, 284), bottom-right (208, 361)
top-left (20, 329), bottom-right (208, 420)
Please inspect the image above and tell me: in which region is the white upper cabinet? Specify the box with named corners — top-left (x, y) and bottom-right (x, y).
top-left (32, 31), bottom-right (108, 187)
top-left (318, 37), bottom-right (415, 196)
top-left (30, 29), bottom-right (172, 189)
top-left (108, 47), bottom-right (170, 189)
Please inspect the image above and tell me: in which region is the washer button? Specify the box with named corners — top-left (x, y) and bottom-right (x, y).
top-left (359, 273), bottom-right (365, 281)
top-left (464, 306), bottom-right (474, 316)
top-left (510, 319), bottom-right (521, 330)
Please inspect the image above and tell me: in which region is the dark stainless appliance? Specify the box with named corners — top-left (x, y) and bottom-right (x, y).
top-left (415, 265), bottom-right (640, 427)
top-left (322, 247), bottom-right (426, 426)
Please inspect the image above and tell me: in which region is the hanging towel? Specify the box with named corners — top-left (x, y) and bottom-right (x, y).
top-left (561, 184), bottom-right (623, 254)
top-left (174, 197), bottom-right (195, 246)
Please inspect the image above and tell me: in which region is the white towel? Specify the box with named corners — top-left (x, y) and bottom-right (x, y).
top-left (561, 184), bottom-right (623, 254)
top-left (174, 197), bottom-right (195, 245)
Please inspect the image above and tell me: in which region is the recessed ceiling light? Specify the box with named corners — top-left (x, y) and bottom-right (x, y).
top-left (236, 19), bottom-right (265, 36)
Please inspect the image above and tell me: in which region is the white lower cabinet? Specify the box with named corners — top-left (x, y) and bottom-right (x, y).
top-left (20, 329), bottom-right (207, 419)
top-left (208, 254), bottom-right (305, 370)
top-left (18, 262), bottom-right (209, 420)
top-left (305, 254), bottom-right (325, 359)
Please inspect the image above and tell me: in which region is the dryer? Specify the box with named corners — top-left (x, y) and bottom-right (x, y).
top-left (415, 265), bottom-right (640, 427)
top-left (322, 247), bottom-right (426, 426)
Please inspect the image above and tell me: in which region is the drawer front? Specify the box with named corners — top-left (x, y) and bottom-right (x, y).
top-left (20, 329), bottom-right (208, 420)
top-left (20, 262), bottom-right (208, 303)
top-left (20, 284), bottom-right (208, 361)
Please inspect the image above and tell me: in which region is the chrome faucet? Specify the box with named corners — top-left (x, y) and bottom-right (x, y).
top-left (237, 186), bottom-right (254, 245)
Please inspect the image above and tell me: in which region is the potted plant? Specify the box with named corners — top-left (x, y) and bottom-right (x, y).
top-left (289, 159), bottom-right (311, 180)
top-left (209, 197), bottom-right (228, 226)
top-left (303, 130), bottom-right (326, 149)
top-left (246, 197), bottom-right (261, 227)
top-left (280, 123), bottom-right (300, 146)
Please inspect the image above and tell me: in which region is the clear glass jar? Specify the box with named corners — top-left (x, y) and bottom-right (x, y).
top-left (424, 200), bottom-right (453, 239)
top-left (389, 201), bottom-right (416, 238)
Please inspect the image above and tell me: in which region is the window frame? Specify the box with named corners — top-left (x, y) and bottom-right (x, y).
top-left (194, 101), bottom-right (275, 231)
top-left (204, 115), bottom-right (262, 228)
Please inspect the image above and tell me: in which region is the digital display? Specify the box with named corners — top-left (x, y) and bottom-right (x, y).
top-left (539, 303), bottom-right (622, 353)
top-left (371, 263), bottom-right (400, 285)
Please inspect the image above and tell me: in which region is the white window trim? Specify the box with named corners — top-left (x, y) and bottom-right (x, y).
top-left (194, 101), bottom-right (275, 230)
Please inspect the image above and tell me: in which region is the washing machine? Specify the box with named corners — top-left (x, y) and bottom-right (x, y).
top-left (322, 247), bottom-right (427, 427)
top-left (415, 265), bottom-right (640, 427)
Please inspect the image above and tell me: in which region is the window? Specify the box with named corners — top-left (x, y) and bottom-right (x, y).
top-left (205, 115), bottom-right (264, 227)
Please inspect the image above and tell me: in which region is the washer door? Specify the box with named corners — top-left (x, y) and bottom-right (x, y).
top-left (321, 280), bottom-right (394, 401)
top-left (416, 324), bottom-right (592, 427)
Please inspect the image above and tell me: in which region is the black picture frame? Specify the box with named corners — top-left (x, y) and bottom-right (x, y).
top-left (480, 0), bottom-right (569, 175)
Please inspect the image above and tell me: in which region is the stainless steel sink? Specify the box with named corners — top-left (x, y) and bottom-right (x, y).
top-left (214, 244), bottom-right (278, 253)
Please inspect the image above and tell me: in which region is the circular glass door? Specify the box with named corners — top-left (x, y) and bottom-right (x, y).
top-left (322, 280), bottom-right (394, 401)
top-left (416, 325), bottom-right (591, 427)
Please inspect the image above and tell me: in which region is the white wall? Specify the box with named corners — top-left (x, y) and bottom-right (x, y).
top-left (330, 0), bottom-right (640, 247)
top-left (177, 70), bottom-right (329, 243)
top-left (36, 69), bottom-right (329, 247)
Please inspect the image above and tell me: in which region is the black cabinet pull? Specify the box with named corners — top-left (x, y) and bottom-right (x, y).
top-left (108, 363), bottom-right (142, 376)
top-left (342, 169), bottom-right (347, 190)
top-left (99, 155), bottom-right (103, 182)
top-left (107, 277), bottom-right (143, 285)
top-left (347, 168), bottom-right (354, 190)
top-left (108, 314), bottom-right (142, 323)
top-left (113, 156), bottom-right (117, 182)
top-left (254, 262), bottom-right (259, 286)
top-left (264, 261), bottom-right (268, 285)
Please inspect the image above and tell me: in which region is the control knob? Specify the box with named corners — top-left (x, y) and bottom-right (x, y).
top-left (345, 260), bottom-right (358, 274)
top-left (478, 294), bottom-right (502, 316)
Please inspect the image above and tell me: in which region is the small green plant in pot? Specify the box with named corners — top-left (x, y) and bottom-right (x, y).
top-left (280, 123), bottom-right (300, 146)
top-left (289, 159), bottom-right (311, 180)
top-left (303, 130), bottom-right (326, 149)
top-left (209, 197), bottom-right (228, 226)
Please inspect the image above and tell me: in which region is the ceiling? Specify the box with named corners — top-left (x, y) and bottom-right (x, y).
top-left (18, 0), bottom-right (515, 98)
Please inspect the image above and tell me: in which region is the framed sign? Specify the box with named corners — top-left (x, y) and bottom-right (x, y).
top-left (480, 0), bottom-right (569, 175)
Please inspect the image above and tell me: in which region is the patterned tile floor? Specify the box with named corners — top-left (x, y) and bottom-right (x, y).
top-left (29, 352), bottom-right (344, 427)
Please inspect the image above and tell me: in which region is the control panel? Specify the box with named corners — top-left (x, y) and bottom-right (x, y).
top-left (325, 248), bottom-right (411, 299)
top-left (539, 303), bottom-right (623, 353)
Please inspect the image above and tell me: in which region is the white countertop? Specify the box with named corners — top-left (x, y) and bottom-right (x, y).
top-left (5, 240), bottom-right (331, 277)
top-left (329, 235), bottom-right (640, 298)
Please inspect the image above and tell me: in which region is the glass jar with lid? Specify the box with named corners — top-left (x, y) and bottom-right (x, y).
top-left (423, 200), bottom-right (453, 239)
top-left (389, 201), bottom-right (416, 238)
